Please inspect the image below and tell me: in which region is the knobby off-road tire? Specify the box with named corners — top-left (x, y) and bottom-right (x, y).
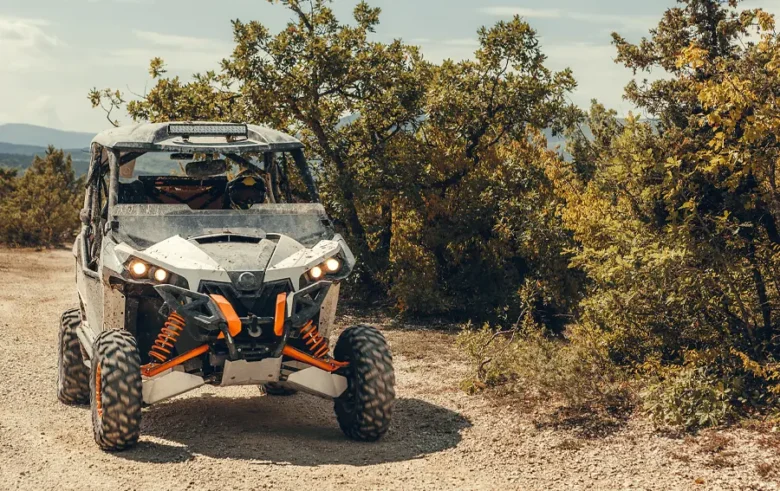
top-left (333, 325), bottom-right (395, 441)
top-left (90, 329), bottom-right (142, 451)
top-left (57, 308), bottom-right (89, 404)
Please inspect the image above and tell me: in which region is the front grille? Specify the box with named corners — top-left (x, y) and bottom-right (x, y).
top-left (199, 279), bottom-right (291, 318)
top-left (200, 278), bottom-right (292, 361)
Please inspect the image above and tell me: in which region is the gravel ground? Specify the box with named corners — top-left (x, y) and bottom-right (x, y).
top-left (1, 248), bottom-right (779, 490)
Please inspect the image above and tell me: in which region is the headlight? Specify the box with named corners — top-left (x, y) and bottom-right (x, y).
top-left (324, 258), bottom-right (341, 273)
top-left (129, 260), bottom-right (148, 278)
top-left (126, 259), bottom-right (170, 283)
top-left (153, 268), bottom-right (169, 282)
top-left (306, 256), bottom-right (343, 281)
top-left (309, 265), bottom-right (324, 280)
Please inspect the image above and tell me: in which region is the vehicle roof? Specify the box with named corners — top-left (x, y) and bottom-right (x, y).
top-left (91, 122), bottom-right (303, 152)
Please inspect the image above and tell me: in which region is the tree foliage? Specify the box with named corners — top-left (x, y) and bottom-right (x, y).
top-left (548, 0), bottom-right (780, 426)
top-left (0, 147), bottom-right (83, 247)
top-left (90, 0), bottom-right (580, 321)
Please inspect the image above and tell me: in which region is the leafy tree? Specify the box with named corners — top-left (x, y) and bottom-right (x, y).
top-left (92, 0), bottom-right (427, 291)
top-left (0, 167), bottom-right (17, 201)
top-left (90, 0), bottom-right (580, 321)
top-left (551, 0), bottom-right (780, 425)
top-left (0, 147), bottom-right (83, 246)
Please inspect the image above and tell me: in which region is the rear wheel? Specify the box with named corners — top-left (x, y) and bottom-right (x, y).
top-left (57, 308), bottom-right (89, 405)
top-left (333, 325), bottom-right (395, 441)
top-left (90, 329), bottom-right (142, 451)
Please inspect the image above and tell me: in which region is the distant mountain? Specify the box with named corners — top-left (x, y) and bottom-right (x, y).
top-left (0, 123), bottom-right (93, 150)
top-left (0, 148), bottom-right (90, 176)
top-left (0, 137), bottom-right (91, 176)
top-left (0, 141), bottom-right (53, 155)
top-left (0, 153), bottom-right (33, 170)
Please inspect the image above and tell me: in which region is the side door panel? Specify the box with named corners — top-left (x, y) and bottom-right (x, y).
top-left (100, 241), bottom-right (126, 331)
top-left (79, 236), bottom-right (103, 338)
top-left (78, 149), bottom-right (106, 339)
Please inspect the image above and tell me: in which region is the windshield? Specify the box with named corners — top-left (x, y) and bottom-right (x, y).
top-left (112, 203), bottom-right (335, 249)
top-left (106, 148), bottom-right (328, 248)
top-left (118, 150), bottom-right (313, 210)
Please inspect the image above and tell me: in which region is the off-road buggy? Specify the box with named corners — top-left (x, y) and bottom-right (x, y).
top-left (57, 122), bottom-right (395, 450)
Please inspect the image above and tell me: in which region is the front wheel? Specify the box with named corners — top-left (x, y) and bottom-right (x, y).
top-left (90, 329), bottom-right (142, 451)
top-left (333, 325), bottom-right (395, 441)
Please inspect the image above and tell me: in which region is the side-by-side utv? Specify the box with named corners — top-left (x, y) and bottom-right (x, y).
top-left (56, 122), bottom-right (394, 450)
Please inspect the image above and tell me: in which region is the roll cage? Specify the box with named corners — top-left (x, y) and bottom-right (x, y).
top-left (80, 122), bottom-right (321, 269)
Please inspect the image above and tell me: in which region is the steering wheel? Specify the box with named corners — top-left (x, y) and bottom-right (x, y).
top-left (226, 172), bottom-right (267, 210)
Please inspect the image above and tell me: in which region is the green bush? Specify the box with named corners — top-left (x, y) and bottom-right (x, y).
top-left (541, 1), bottom-right (780, 428)
top-left (643, 363), bottom-right (741, 430)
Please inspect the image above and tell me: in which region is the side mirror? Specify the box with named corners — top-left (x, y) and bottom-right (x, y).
top-left (79, 208), bottom-right (90, 225)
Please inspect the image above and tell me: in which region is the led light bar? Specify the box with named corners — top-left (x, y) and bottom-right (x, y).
top-left (168, 123), bottom-right (248, 137)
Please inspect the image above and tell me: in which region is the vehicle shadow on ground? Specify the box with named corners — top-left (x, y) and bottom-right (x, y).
top-left (118, 394), bottom-right (471, 466)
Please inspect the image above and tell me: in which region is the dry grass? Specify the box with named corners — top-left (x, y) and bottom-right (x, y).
top-left (388, 330), bottom-right (463, 361)
top-left (336, 307), bottom-right (466, 364)
top-left (757, 435), bottom-right (780, 451)
top-left (707, 451), bottom-right (738, 468)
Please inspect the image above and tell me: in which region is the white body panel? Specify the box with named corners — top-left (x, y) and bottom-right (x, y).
top-left (115, 236), bottom-right (233, 290)
top-left (140, 361), bottom-right (345, 403)
top-left (220, 358), bottom-right (282, 386)
top-left (142, 368), bottom-right (206, 404)
top-left (318, 283), bottom-right (340, 340)
top-left (265, 239), bottom-right (343, 290)
top-left (286, 367), bottom-right (348, 399)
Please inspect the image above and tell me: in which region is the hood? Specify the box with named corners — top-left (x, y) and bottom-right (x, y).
top-left (114, 232), bottom-right (350, 292)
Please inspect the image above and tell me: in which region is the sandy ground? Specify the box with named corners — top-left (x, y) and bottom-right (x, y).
top-left (1, 248), bottom-right (780, 490)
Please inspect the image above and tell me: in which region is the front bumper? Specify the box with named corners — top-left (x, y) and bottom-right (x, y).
top-left (153, 281), bottom-right (334, 362)
top-left (141, 282), bottom-right (348, 404)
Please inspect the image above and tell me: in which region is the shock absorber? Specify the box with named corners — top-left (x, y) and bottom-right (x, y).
top-left (149, 312), bottom-right (186, 363)
top-left (299, 321), bottom-right (329, 358)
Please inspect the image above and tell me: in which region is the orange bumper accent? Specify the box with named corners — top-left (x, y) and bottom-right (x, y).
top-left (141, 344), bottom-right (209, 378)
top-left (281, 345), bottom-right (349, 373)
top-left (274, 292), bottom-right (287, 336)
top-left (211, 294), bottom-right (242, 338)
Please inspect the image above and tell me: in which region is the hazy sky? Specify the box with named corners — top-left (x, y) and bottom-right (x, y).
top-left (0, 0), bottom-right (777, 133)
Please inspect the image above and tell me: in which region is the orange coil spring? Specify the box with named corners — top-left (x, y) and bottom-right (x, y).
top-left (149, 312), bottom-right (186, 363)
top-left (300, 321), bottom-right (329, 358)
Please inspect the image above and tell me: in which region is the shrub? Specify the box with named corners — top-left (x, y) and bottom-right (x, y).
top-left (643, 362), bottom-right (742, 430)
top-left (544, 1), bottom-right (780, 428)
top-left (457, 290), bottom-right (631, 411)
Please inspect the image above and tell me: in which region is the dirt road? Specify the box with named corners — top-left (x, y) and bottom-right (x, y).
top-left (1, 249), bottom-right (779, 490)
